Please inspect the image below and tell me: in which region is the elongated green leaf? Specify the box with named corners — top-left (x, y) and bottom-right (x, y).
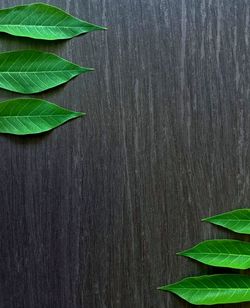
top-left (0, 50), bottom-right (92, 94)
top-left (158, 274), bottom-right (250, 305)
top-left (0, 98), bottom-right (84, 135)
top-left (178, 239), bottom-right (250, 269)
top-left (0, 3), bottom-right (106, 40)
top-left (203, 209), bottom-right (250, 234)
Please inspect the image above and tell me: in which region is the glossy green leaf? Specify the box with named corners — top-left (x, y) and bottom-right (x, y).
top-left (203, 209), bottom-right (250, 234)
top-left (0, 3), bottom-right (106, 40)
top-left (178, 239), bottom-right (250, 269)
top-left (158, 274), bottom-right (250, 305)
top-left (0, 50), bottom-right (92, 94)
top-left (0, 98), bottom-right (84, 135)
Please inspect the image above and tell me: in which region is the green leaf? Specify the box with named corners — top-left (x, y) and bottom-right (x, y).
top-left (0, 98), bottom-right (84, 135)
top-left (0, 3), bottom-right (106, 40)
top-left (0, 50), bottom-right (92, 94)
top-left (178, 239), bottom-right (250, 269)
top-left (203, 209), bottom-right (250, 234)
top-left (158, 274), bottom-right (250, 305)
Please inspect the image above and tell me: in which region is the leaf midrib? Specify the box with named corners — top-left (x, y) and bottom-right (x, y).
top-left (0, 70), bottom-right (83, 74)
top-left (0, 115), bottom-right (76, 119)
top-left (184, 252), bottom-right (250, 257)
top-left (0, 24), bottom-right (93, 29)
top-left (208, 219), bottom-right (250, 222)
top-left (169, 287), bottom-right (250, 290)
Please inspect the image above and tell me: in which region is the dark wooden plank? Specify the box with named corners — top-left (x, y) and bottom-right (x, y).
top-left (0, 0), bottom-right (249, 307)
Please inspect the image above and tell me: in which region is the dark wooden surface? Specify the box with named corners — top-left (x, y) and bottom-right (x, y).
top-left (0, 0), bottom-right (250, 307)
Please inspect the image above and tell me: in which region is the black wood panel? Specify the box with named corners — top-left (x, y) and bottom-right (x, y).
top-left (0, 0), bottom-right (249, 307)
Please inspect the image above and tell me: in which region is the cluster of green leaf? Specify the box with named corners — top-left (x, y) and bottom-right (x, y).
top-left (158, 209), bottom-right (250, 305)
top-left (0, 2), bottom-right (106, 135)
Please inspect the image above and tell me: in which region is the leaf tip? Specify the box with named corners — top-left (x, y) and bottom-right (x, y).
top-left (71, 111), bottom-right (86, 119)
top-left (76, 112), bottom-right (86, 117)
top-left (157, 285), bottom-right (170, 292)
top-left (176, 250), bottom-right (189, 257)
top-left (157, 286), bottom-right (164, 291)
top-left (78, 67), bottom-right (95, 73)
top-left (98, 25), bottom-right (108, 30)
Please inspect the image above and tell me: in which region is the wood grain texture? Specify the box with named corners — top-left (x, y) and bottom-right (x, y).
top-left (0, 0), bottom-right (249, 307)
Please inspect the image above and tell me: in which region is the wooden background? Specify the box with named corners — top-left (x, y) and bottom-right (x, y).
top-left (0, 0), bottom-right (249, 307)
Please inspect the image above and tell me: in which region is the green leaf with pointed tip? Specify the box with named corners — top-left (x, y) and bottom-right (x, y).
top-left (0, 3), bottom-right (106, 40)
top-left (158, 274), bottom-right (250, 305)
top-left (0, 98), bottom-right (84, 135)
top-left (178, 239), bottom-right (250, 269)
top-left (203, 209), bottom-right (250, 234)
top-left (0, 50), bottom-right (92, 94)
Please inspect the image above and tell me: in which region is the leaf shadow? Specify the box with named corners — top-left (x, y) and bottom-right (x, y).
top-left (1, 131), bottom-right (52, 145)
top-left (220, 304), bottom-right (250, 308)
top-left (0, 32), bottom-right (68, 52)
top-left (202, 221), bottom-right (250, 242)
